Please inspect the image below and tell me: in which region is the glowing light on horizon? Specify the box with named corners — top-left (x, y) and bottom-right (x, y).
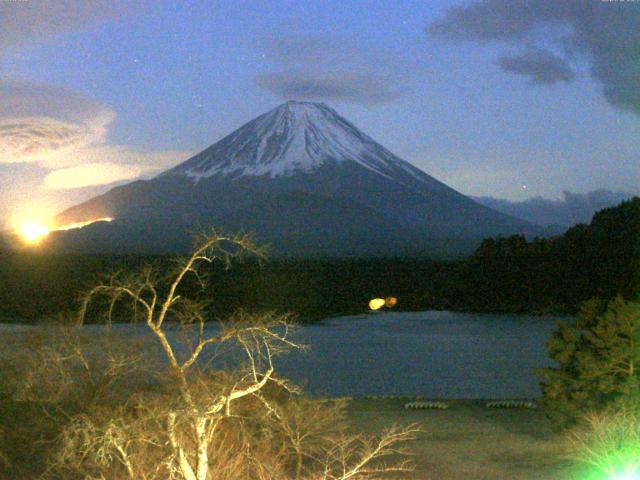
top-left (54, 217), bottom-right (114, 231)
top-left (20, 221), bottom-right (50, 244)
top-left (15, 217), bottom-right (114, 245)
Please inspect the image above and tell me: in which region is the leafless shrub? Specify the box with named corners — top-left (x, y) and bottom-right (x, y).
top-left (6, 231), bottom-right (419, 479)
top-left (6, 326), bottom-right (156, 406)
top-left (0, 324), bottom-right (159, 479)
top-left (320, 424), bottom-right (419, 480)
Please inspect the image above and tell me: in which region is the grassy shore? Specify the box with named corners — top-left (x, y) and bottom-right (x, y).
top-left (344, 398), bottom-right (579, 480)
top-left (1, 325), bottom-right (583, 479)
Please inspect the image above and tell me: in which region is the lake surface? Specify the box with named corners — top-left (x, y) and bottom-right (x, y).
top-left (270, 311), bottom-right (564, 399)
top-left (1, 310), bottom-right (567, 399)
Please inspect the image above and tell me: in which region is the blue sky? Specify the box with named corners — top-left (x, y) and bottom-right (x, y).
top-left (1, 0), bottom-right (638, 228)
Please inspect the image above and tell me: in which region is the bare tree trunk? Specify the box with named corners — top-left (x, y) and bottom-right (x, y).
top-left (72, 234), bottom-right (417, 480)
top-left (168, 412), bottom-right (197, 480)
top-left (196, 416), bottom-right (209, 480)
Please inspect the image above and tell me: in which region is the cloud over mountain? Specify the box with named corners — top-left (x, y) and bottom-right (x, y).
top-left (254, 33), bottom-right (412, 105)
top-left (428, 0), bottom-right (640, 115)
top-left (254, 71), bottom-right (400, 105)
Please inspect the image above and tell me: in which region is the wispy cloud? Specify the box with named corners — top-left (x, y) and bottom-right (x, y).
top-left (0, 81), bottom-right (114, 165)
top-left (254, 71), bottom-right (401, 105)
top-left (0, 117), bottom-right (98, 162)
top-left (428, 0), bottom-right (640, 115)
top-left (41, 147), bottom-right (190, 190)
top-left (42, 162), bottom-right (156, 190)
top-left (497, 48), bottom-right (575, 85)
top-left (0, 80), bottom-right (190, 189)
top-left (254, 32), bottom-right (414, 105)
top-left (0, 0), bottom-right (140, 50)
top-left (474, 189), bottom-right (637, 226)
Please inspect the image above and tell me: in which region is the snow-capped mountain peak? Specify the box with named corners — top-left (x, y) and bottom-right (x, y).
top-left (54, 100), bottom-right (541, 256)
top-left (167, 100), bottom-right (423, 181)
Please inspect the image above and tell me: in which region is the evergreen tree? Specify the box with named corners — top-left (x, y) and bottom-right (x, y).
top-left (538, 296), bottom-right (640, 428)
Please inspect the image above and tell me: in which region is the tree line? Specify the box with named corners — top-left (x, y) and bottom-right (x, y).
top-left (452, 196), bottom-right (640, 313)
top-left (1, 197), bottom-right (638, 322)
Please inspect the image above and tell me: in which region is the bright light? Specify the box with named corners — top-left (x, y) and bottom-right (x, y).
top-left (14, 216), bottom-right (114, 246)
top-left (611, 472), bottom-right (640, 480)
top-left (54, 217), bottom-right (114, 231)
top-left (369, 298), bottom-right (386, 310)
top-left (20, 221), bottom-right (50, 244)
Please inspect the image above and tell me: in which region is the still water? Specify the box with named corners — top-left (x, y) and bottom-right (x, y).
top-left (1, 310), bottom-right (566, 399)
top-left (261, 310), bottom-right (563, 399)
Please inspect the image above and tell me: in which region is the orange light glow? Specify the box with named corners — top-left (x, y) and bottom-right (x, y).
top-left (15, 216), bottom-right (114, 246)
top-left (54, 217), bottom-right (114, 231)
top-left (20, 221), bottom-right (50, 244)
top-left (385, 297), bottom-right (398, 308)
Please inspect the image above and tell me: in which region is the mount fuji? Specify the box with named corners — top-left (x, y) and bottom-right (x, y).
top-left (51, 101), bottom-right (541, 257)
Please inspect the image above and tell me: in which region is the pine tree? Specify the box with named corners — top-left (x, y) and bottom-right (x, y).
top-left (538, 296), bottom-right (640, 428)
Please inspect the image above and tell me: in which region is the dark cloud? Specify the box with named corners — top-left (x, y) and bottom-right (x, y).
top-left (428, 0), bottom-right (640, 114)
top-left (497, 48), bottom-right (575, 84)
top-left (474, 189), bottom-right (636, 227)
top-left (254, 71), bottom-right (400, 105)
top-left (254, 33), bottom-right (412, 105)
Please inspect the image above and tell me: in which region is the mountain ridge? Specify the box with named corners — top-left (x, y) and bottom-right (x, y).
top-left (51, 101), bottom-right (542, 257)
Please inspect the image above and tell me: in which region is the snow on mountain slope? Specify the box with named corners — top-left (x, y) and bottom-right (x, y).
top-left (51, 101), bottom-right (543, 256)
top-left (165, 100), bottom-right (427, 184)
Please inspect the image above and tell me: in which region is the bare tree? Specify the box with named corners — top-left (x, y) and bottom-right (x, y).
top-left (0, 321), bottom-right (158, 479)
top-left (42, 231), bottom-right (421, 480)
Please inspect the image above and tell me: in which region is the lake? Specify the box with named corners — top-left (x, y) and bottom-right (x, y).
top-left (271, 310), bottom-right (563, 399)
top-left (0, 310), bottom-right (566, 399)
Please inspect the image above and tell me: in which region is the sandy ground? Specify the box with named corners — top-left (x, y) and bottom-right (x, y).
top-left (344, 398), bottom-right (578, 480)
